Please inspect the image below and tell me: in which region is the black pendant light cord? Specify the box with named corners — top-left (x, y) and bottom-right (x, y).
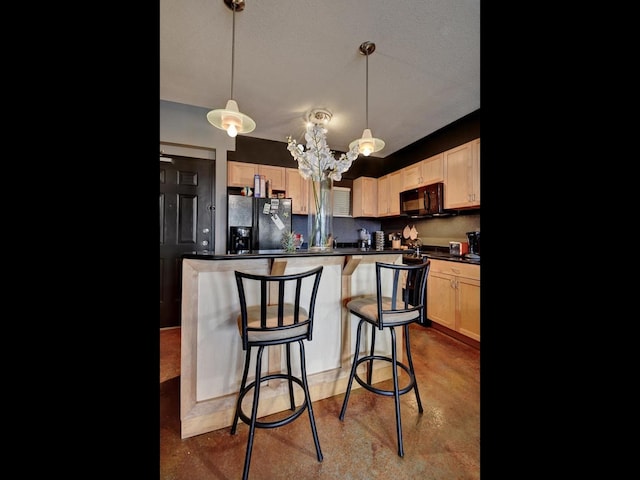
top-left (359, 41), bottom-right (376, 130)
top-left (365, 51), bottom-right (369, 129)
top-left (208, 0), bottom-right (255, 135)
top-left (230, 4), bottom-right (236, 100)
top-left (349, 40), bottom-right (383, 154)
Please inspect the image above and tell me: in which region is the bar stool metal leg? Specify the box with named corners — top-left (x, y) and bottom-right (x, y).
top-left (367, 325), bottom-right (376, 385)
top-left (298, 340), bottom-right (323, 461)
top-left (286, 343), bottom-right (295, 410)
top-left (404, 324), bottom-right (423, 413)
top-left (231, 347), bottom-right (252, 435)
top-left (339, 318), bottom-right (365, 421)
top-left (389, 326), bottom-right (404, 456)
top-left (242, 345), bottom-right (266, 480)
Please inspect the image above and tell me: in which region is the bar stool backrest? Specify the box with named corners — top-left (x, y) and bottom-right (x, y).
top-left (235, 265), bottom-right (324, 350)
top-left (374, 260), bottom-right (430, 329)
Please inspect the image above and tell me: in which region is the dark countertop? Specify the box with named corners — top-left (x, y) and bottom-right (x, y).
top-left (182, 246), bottom-right (480, 265)
top-left (403, 245), bottom-right (480, 265)
top-left (182, 248), bottom-right (409, 260)
top-left (405, 251), bottom-right (480, 265)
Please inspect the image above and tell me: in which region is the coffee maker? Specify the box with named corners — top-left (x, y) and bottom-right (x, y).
top-left (466, 231), bottom-right (480, 259)
top-left (357, 228), bottom-right (371, 250)
top-left (230, 226), bottom-right (252, 254)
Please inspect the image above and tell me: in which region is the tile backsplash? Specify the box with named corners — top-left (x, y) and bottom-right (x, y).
top-left (291, 212), bottom-right (480, 248)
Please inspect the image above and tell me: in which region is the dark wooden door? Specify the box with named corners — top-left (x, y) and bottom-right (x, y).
top-left (160, 155), bottom-right (215, 328)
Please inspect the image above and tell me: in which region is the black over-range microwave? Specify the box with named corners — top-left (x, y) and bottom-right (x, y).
top-left (399, 182), bottom-right (453, 218)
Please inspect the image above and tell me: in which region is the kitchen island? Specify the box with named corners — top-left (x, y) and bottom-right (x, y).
top-left (179, 247), bottom-right (480, 439)
top-left (180, 248), bottom-right (411, 439)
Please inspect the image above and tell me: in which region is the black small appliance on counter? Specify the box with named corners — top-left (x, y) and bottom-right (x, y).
top-left (230, 226), bottom-right (252, 254)
top-left (466, 231), bottom-right (480, 259)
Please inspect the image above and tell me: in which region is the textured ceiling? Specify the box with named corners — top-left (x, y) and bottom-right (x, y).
top-left (160, 0), bottom-right (480, 157)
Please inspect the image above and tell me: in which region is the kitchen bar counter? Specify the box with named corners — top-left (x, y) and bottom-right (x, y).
top-left (183, 247), bottom-right (481, 265)
top-left (183, 247), bottom-right (409, 259)
top-left (179, 247), bottom-right (479, 439)
top-left (179, 250), bottom-right (410, 439)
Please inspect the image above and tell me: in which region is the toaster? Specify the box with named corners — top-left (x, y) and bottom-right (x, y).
top-left (449, 241), bottom-right (469, 256)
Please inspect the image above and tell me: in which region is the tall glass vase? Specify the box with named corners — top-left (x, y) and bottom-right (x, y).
top-left (307, 176), bottom-right (333, 252)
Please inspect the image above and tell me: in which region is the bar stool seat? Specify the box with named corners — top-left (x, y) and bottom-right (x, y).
top-left (339, 260), bottom-right (430, 457)
top-left (232, 265), bottom-right (324, 480)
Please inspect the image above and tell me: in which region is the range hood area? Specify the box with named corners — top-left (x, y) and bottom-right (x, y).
top-left (403, 210), bottom-right (456, 219)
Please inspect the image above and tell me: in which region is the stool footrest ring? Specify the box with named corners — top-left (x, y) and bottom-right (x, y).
top-left (236, 373), bottom-right (308, 428)
top-left (354, 355), bottom-right (416, 396)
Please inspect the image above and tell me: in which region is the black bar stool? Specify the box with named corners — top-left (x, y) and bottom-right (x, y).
top-left (339, 260), bottom-right (430, 457)
top-left (232, 265), bottom-right (324, 480)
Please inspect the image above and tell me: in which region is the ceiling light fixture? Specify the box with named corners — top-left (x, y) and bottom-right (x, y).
top-left (349, 41), bottom-right (385, 157)
top-left (306, 108), bottom-right (333, 127)
top-left (206, 0), bottom-right (255, 138)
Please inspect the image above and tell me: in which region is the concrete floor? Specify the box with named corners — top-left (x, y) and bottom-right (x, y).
top-left (160, 324), bottom-right (480, 479)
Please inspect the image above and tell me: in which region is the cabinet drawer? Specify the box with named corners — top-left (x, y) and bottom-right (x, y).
top-left (429, 259), bottom-right (479, 281)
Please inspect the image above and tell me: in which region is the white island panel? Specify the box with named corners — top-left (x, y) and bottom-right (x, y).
top-left (180, 253), bottom-right (403, 439)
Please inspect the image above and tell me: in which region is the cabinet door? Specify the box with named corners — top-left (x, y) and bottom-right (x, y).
top-left (458, 277), bottom-right (480, 341)
top-left (426, 271), bottom-right (456, 329)
top-left (444, 140), bottom-right (479, 209)
top-left (228, 161), bottom-right (257, 187)
top-left (388, 170), bottom-right (402, 216)
top-left (363, 178), bottom-right (378, 217)
top-left (353, 177), bottom-right (378, 217)
top-left (402, 153), bottom-right (444, 190)
top-left (471, 138), bottom-right (480, 205)
top-left (258, 165), bottom-right (286, 191)
top-left (285, 168), bottom-right (308, 214)
top-left (377, 175), bottom-right (390, 216)
top-left (402, 163), bottom-right (423, 190)
top-left (422, 153), bottom-right (444, 185)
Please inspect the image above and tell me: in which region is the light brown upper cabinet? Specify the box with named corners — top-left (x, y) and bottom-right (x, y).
top-left (402, 152), bottom-right (444, 190)
top-left (228, 161), bottom-right (286, 191)
top-left (352, 176), bottom-right (378, 217)
top-left (443, 138), bottom-right (480, 209)
top-left (378, 170), bottom-right (402, 217)
top-left (258, 165), bottom-right (286, 191)
top-left (389, 170), bottom-right (402, 216)
top-left (227, 161), bottom-right (257, 187)
top-left (377, 174), bottom-right (389, 217)
top-left (285, 167), bottom-right (308, 214)
top-left (421, 152), bottom-right (445, 186)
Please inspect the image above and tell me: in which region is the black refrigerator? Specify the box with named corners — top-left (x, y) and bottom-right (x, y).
top-left (228, 195), bottom-right (293, 252)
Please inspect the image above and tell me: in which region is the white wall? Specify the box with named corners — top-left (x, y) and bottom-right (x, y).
top-left (160, 100), bottom-right (235, 254)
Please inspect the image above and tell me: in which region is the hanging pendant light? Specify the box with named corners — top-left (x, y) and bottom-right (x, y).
top-left (349, 41), bottom-right (385, 156)
top-left (206, 0), bottom-right (255, 137)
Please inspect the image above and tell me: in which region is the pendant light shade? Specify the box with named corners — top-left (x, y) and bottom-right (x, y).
top-left (207, 0), bottom-right (255, 137)
top-left (207, 99), bottom-right (255, 138)
top-left (349, 41), bottom-right (384, 156)
top-left (350, 128), bottom-right (385, 157)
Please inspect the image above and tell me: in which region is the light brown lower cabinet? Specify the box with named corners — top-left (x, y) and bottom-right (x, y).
top-left (427, 259), bottom-right (480, 342)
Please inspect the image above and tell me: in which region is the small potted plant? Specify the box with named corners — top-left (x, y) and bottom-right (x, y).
top-left (281, 230), bottom-right (296, 253)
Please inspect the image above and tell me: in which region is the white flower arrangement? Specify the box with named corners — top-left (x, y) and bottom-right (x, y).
top-left (286, 124), bottom-right (359, 181)
top-left (286, 124), bottom-right (360, 250)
